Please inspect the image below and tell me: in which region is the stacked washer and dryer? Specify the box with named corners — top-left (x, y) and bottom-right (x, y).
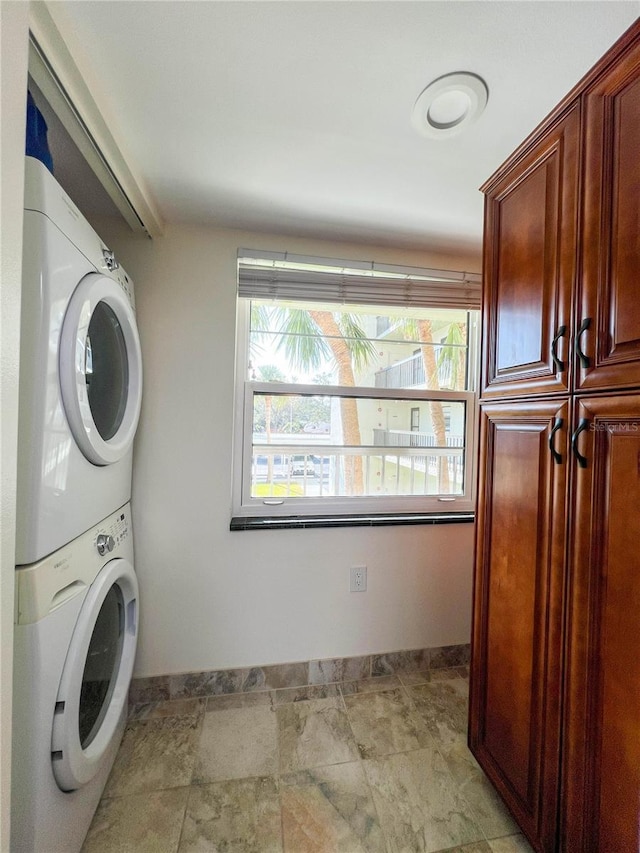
top-left (12, 156), bottom-right (143, 852)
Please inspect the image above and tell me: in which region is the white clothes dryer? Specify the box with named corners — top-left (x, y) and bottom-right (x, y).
top-left (12, 504), bottom-right (139, 853)
top-left (16, 156), bottom-right (143, 565)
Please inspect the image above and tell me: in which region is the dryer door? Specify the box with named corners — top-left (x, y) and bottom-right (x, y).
top-left (51, 557), bottom-right (138, 792)
top-left (60, 273), bottom-right (143, 465)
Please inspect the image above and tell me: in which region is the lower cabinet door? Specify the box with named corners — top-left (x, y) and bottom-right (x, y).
top-left (469, 399), bottom-right (569, 852)
top-left (562, 394), bottom-right (640, 853)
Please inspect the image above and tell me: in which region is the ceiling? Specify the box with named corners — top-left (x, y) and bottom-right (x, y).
top-left (49, 1), bottom-right (639, 256)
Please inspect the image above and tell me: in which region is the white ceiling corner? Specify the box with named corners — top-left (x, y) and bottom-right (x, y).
top-left (43, 1), bottom-right (639, 255)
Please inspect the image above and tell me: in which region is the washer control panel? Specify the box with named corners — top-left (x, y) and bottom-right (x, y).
top-left (94, 510), bottom-right (130, 556)
top-left (100, 241), bottom-right (135, 309)
top-left (15, 504), bottom-right (134, 626)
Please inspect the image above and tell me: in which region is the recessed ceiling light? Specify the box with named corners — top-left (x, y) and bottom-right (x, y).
top-left (411, 72), bottom-right (489, 139)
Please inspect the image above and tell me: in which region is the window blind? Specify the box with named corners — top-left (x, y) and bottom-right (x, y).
top-left (237, 250), bottom-right (482, 310)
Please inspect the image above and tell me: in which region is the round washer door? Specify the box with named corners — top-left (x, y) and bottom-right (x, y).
top-left (51, 558), bottom-right (138, 792)
top-left (59, 273), bottom-right (142, 466)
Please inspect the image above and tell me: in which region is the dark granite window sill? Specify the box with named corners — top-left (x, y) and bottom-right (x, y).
top-left (230, 512), bottom-right (475, 531)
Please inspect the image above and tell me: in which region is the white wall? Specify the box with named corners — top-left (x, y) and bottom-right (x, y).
top-left (108, 222), bottom-right (480, 678)
top-left (0, 2), bottom-right (29, 846)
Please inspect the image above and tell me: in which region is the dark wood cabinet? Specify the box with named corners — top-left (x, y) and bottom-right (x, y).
top-left (470, 18), bottom-right (640, 853)
top-left (561, 394), bottom-right (640, 853)
top-left (481, 26), bottom-right (640, 402)
top-left (470, 400), bottom-right (568, 852)
top-left (578, 46), bottom-right (640, 392)
top-left (480, 107), bottom-right (579, 400)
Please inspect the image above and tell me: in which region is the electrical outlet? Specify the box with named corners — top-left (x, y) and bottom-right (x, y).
top-left (349, 565), bottom-right (367, 592)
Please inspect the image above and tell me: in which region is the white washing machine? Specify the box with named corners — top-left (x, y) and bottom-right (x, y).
top-left (16, 156), bottom-right (143, 566)
top-left (12, 504), bottom-right (139, 853)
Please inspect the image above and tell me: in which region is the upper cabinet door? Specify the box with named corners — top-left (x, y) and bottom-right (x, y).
top-left (481, 106), bottom-right (579, 400)
top-left (577, 40), bottom-right (640, 392)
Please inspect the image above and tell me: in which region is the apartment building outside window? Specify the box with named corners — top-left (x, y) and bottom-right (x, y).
top-left (233, 252), bottom-right (481, 519)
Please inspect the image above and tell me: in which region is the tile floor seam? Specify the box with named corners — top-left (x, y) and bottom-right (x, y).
top-left (174, 781), bottom-right (195, 853)
top-left (280, 696), bottom-right (392, 853)
top-left (341, 681), bottom-right (480, 848)
top-left (279, 784), bottom-right (286, 853)
top-left (366, 741), bottom-right (489, 853)
top-left (94, 781), bottom-right (193, 802)
top-left (90, 674), bottom-right (532, 853)
top-left (347, 688), bottom-right (433, 761)
top-left (340, 685), bottom-right (392, 853)
top-left (448, 695), bottom-right (520, 845)
top-left (343, 685), bottom-right (438, 765)
top-left (408, 683), bottom-right (490, 850)
top-left (482, 828), bottom-right (525, 842)
top-left (407, 685), bottom-right (489, 850)
top-left (398, 675), bottom-right (415, 706)
top-left (275, 697), bottom-right (287, 853)
top-left (188, 770), bottom-right (281, 786)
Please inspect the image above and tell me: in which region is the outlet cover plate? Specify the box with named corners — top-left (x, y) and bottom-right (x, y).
top-left (350, 565), bottom-right (367, 592)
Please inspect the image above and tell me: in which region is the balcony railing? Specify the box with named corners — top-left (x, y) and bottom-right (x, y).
top-left (374, 351), bottom-right (453, 389)
top-left (372, 428), bottom-right (463, 449)
top-left (371, 428), bottom-right (464, 487)
top-left (250, 442), bottom-right (464, 497)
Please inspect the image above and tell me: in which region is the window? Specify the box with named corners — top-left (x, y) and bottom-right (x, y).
top-left (233, 252), bottom-right (480, 518)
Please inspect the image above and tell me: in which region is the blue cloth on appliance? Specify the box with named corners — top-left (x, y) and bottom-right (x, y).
top-left (26, 90), bottom-right (54, 173)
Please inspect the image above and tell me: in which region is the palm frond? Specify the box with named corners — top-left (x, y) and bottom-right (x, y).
top-left (273, 308), bottom-right (332, 371)
top-left (395, 316), bottom-right (419, 340)
top-left (336, 314), bottom-right (378, 372)
top-left (256, 364), bottom-right (286, 382)
top-left (435, 322), bottom-right (467, 390)
top-left (249, 303), bottom-right (274, 361)
top-left (250, 303), bottom-right (271, 332)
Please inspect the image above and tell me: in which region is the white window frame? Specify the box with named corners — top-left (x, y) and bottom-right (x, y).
top-left (232, 298), bottom-right (479, 517)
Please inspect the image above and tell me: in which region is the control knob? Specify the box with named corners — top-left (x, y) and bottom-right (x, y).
top-left (96, 533), bottom-right (115, 556)
top-left (102, 248), bottom-right (120, 271)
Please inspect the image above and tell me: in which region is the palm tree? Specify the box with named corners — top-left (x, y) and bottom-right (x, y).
top-left (255, 364), bottom-right (286, 485)
top-left (433, 320), bottom-right (467, 492)
top-left (390, 315), bottom-right (468, 493)
top-left (251, 301), bottom-right (466, 497)
top-left (434, 320), bottom-right (467, 391)
top-left (274, 307), bottom-right (376, 495)
top-left (417, 319), bottom-right (451, 491)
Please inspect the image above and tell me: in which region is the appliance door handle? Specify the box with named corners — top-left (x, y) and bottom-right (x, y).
top-left (571, 418), bottom-right (590, 469)
top-left (551, 325), bottom-right (566, 373)
top-left (548, 417), bottom-right (563, 465)
top-left (576, 318), bottom-right (591, 369)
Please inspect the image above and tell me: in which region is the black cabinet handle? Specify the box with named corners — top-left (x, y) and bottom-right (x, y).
top-left (571, 418), bottom-right (590, 468)
top-left (576, 317), bottom-right (591, 368)
top-left (549, 418), bottom-right (564, 464)
top-left (551, 325), bottom-right (566, 372)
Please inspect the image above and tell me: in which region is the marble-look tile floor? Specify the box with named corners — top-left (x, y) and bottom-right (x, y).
top-left (82, 668), bottom-right (535, 853)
